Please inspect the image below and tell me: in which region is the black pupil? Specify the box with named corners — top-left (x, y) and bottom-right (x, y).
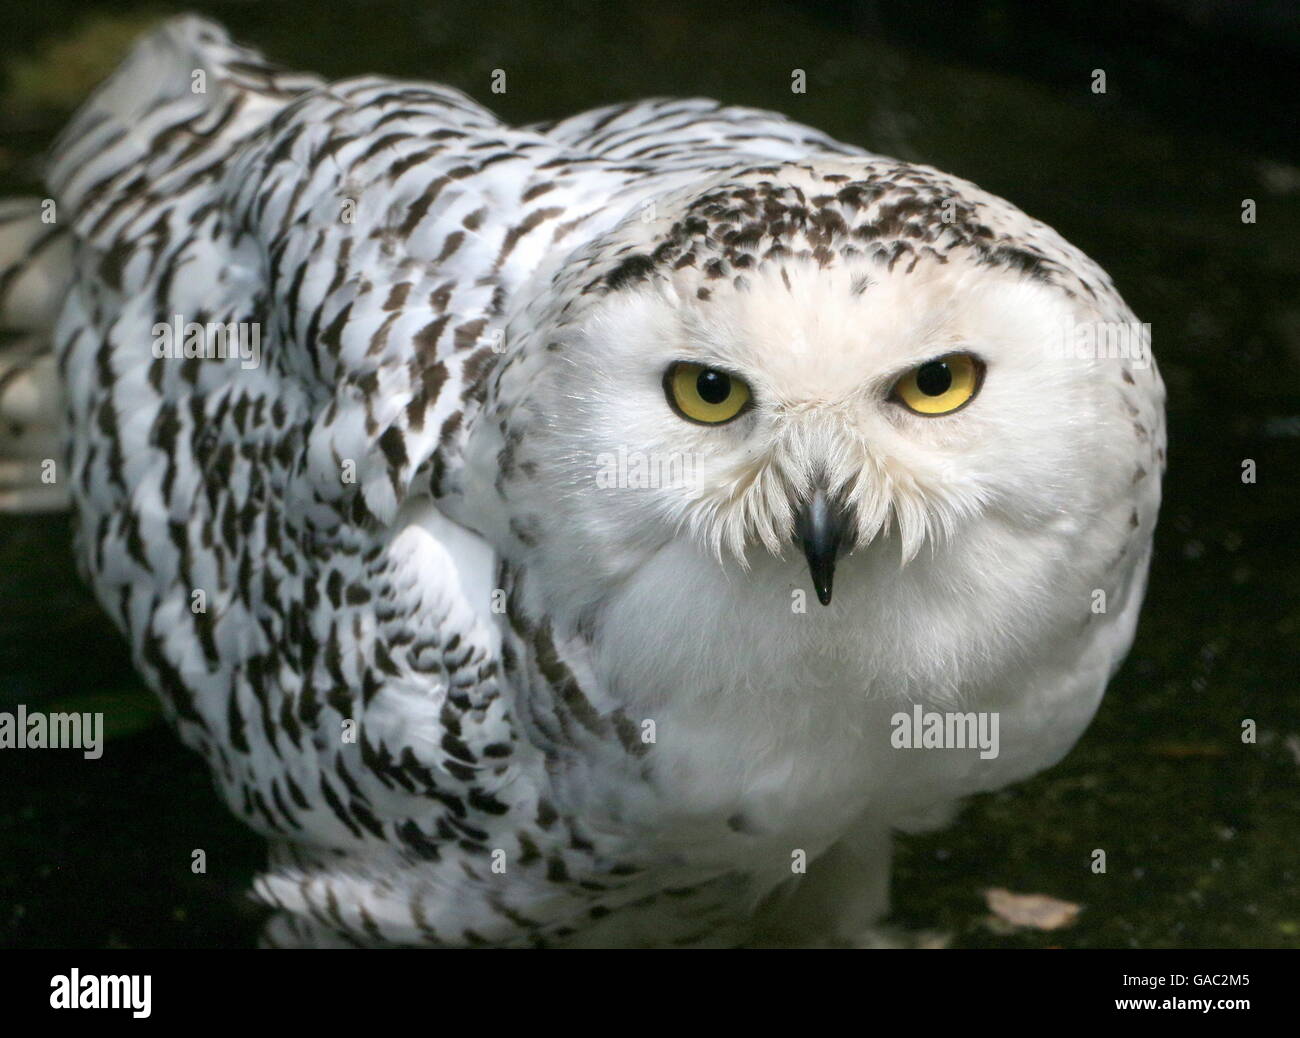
top-left (915, 361), bottom-right (952, 396)
top-left (696, 369), bottom-right (731, 405)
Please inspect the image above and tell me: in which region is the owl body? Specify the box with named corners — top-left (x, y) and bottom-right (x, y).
top-left (11, 17), bottom-right (1163, 945)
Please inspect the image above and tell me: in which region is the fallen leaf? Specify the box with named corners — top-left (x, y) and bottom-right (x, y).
top-left (984, 888), bottom-right (1082, 931)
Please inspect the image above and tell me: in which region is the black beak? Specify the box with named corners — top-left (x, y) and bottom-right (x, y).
top-left (794, 487), bottom-right (848, 606)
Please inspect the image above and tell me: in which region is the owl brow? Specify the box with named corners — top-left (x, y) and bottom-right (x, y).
top-left (881, 348), bottom-right (984, 383)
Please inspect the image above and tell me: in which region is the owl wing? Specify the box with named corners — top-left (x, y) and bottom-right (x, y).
top-left (49, 15), bottom-right (558, 903)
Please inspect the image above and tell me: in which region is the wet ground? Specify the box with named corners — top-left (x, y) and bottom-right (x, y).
top-left (1, 1), bottom-right (1297, 948)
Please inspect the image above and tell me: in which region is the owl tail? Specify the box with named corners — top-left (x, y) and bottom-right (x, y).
top-left (0, 199), bottom-right (70, 512)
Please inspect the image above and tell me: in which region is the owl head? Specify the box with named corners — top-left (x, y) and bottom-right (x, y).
top-left (481, 160), bottom-right (1159, 645)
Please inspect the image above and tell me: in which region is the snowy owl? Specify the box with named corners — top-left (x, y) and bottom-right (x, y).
top-left (0, 16), bottom-right (1164, 947)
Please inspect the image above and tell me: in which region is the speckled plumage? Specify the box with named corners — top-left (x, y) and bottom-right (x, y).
top-left (0, 17), bottom-right (1164, 946)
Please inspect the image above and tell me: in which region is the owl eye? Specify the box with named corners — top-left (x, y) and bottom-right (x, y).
top-left (892, 352), bottom-right (984, 416)
top-left (664, 362), bottom-right (752, 425)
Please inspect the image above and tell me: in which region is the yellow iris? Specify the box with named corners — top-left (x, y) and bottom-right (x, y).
top-left (893, 353), bottom-right (983, 415)
top-left (665, 362), bottom-right (751, 424)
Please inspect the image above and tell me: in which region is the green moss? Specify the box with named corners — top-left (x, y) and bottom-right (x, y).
top-left (4, 13), bottom-right (164, 114)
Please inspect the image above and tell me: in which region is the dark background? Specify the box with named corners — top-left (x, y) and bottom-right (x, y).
top-left (1, 0), bottom-right (1297, 948)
